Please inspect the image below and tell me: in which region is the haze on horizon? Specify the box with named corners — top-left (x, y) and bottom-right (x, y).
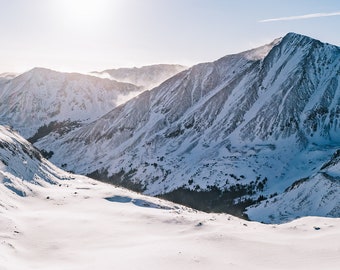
top-left (0, 0), bottom-right (339, 74)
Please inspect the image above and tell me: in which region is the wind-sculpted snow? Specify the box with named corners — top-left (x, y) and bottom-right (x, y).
top-left (34, 33), bottom-right (340, 220)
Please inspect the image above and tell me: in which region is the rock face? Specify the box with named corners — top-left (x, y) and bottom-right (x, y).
top-left (0, 68), bottom-right (142, 139)
top-left (92, 64), bottom-right (187, 90)
top-left (20, 33), bottom-right (340, 219)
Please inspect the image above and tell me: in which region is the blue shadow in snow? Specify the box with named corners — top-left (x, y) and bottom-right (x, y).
top-left (105, 196), bottom-right (171, 210)
top-left (3, 178), bottom-right (26, 197)
top-left (105, 195), bottom-right (132, 203)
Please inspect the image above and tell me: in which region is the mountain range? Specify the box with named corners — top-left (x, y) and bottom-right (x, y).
top-left (0, 33), bottom-right (339, 222)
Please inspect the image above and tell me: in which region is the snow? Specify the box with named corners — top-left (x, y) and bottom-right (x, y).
top-left (0, 121), bottom-right (339, 269)
top-left (1, 175), bottom-right (339, 270)
top-left (247, 174), bottom-right (340, 223)
top-left (0, 68), bottom-right (143, 138)
top-left (242, 37), bottom-right (282, 61)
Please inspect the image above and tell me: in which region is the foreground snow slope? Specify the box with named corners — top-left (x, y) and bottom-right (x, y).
top-left (2, 179), bottom-right (340, 270)
top-left (0, 126), bottom-right (339, 270)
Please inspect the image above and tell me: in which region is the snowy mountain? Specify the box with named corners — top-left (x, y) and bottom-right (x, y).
top-left (92, 64), bottom-right (187, 90)
top-left (35, 33), bottom-right (340, 219)
top-left (0, 68), bottom-right (142, 139)
top-left (0, 124), bottom-right (339, 269)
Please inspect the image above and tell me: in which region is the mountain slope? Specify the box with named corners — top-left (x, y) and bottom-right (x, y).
top-left (247, 150), bottom-right (340, 223)
top-left (35, 33), bottom-right (340, 219)
top-left (0, 68), bottom-right (142, 139)
top-left (0, 125), bottom-right (73, 205)
top-left (92, 64), bottom-right (187, 90)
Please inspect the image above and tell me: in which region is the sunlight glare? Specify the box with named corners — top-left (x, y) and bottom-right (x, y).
top-left (56, 0), bottom-right (115, 29)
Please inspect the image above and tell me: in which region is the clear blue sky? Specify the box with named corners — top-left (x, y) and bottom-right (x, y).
top-left (0, 0), bottom-right (339, 73)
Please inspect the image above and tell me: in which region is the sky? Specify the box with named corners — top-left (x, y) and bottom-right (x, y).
top-left (0, 0), bottom-right (339, 73)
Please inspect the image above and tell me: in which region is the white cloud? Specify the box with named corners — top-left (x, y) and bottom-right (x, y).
top-left (259, 11), bottom-right (340, 23)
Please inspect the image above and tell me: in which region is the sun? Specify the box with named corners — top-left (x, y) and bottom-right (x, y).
top-left (55, 0), bottom-right (114, 28)
top-left (64, 0), bottom-right (106, 19)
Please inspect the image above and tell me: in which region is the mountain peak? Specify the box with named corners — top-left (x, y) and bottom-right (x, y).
top-left (28, 67), bottom-right (57, 75)
top-left (284, 32), bottom-right (309, 39)
top-left (19, 67), bottom-right (62, 81)
top-left (281, 32), bottom-right (322, 46)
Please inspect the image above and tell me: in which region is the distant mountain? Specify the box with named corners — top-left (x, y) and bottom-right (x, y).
top-left (92, 64), bottom-right (187, 90)
top-left (35, 33), bottom-right (340, 220)
top-left (0, 68), bottom-right (142, 139)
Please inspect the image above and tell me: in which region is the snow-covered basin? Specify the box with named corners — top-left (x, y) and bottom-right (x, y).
top-left (0, 175), bottom-right (339, 270)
